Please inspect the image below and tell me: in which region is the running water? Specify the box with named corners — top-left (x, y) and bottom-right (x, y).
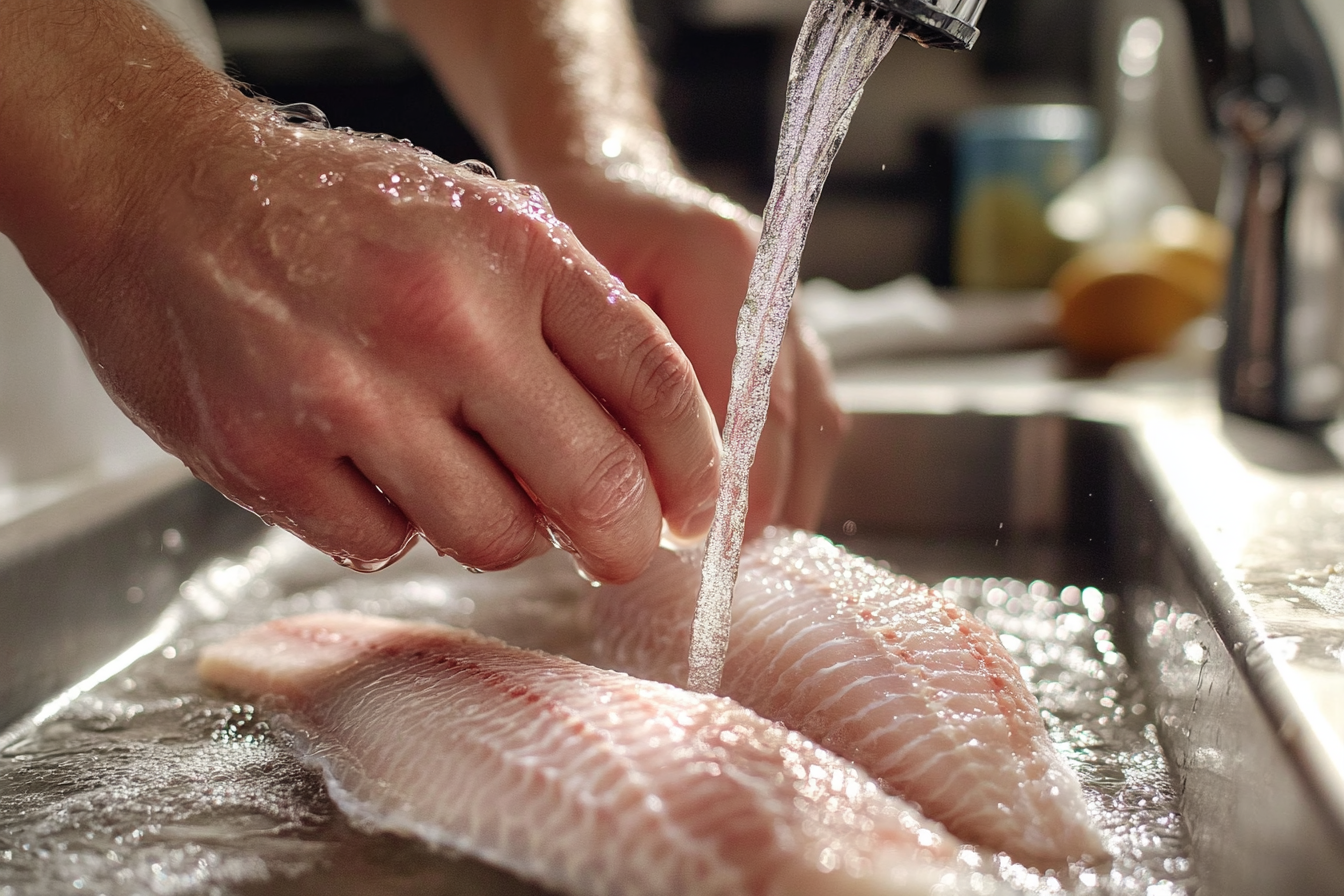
top-left (687, 0), bottom-right (903, 693)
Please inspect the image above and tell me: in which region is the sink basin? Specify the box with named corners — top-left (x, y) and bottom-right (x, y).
top-left (4, 362), bottom-right (1344, 894)
top-left (825, 365), bottom-right (1344, 896)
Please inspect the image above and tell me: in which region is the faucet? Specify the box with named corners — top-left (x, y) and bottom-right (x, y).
top-left (863, 0), bottom-right (1344, 428)
top-left (856, 0), bottom-right (986, 49)
top-left (1178, 0), bottom-right (1344, 427)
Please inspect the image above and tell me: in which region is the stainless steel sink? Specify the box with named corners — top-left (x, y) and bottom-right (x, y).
top-left (825, 362), bottom-right (1344, 896)
top-left (5, 358), bottom-right (1344, 894)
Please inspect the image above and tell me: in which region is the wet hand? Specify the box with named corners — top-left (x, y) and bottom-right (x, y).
top-left (52, 104), bottom-right (721, 582)
top-left (534, 168), bottom-right (849, 536)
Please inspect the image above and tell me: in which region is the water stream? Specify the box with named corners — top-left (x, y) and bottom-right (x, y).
top-left (688, 0), bottom-right (904, 693)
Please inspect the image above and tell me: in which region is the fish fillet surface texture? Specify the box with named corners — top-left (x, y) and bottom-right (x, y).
top-left (199, 612), bottom-right (990, 896)
top-left (588, 529), bottom-right (1104, 866)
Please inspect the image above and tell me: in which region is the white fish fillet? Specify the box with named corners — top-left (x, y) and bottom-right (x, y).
top-left (198, 612), bottom-right (987, 896)
top-left (587, 530), bottom-right (1104, 866)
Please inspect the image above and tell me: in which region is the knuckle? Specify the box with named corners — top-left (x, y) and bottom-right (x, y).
top-left (512, 210), bottom-right (570, 282)
top-left (628, 331), bottom-right (700, 420)
top-left (291, 349), bottom-right (373, 423)
top-left (375, 263), bottom-right (510, 367)
top-left (573, 440), bottom-right (649, 531)
top-left (416, 289), bottom-right (494, 361)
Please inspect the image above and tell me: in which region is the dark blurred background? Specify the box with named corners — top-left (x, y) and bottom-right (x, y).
top-left (202, 0), bottom-right (1215, 289)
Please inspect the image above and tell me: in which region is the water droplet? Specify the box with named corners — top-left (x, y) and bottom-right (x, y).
top-left (272, 102), bottom-right (330, 129)
top-left (544, 520), bottom-right (577, 554)
top-left (333, 553), bottom-right (393, 573)
top-left (458, 159), bottom-right (497, 178)
top-left (161, 529), bottom-right (184, 554)
top-left (571, 557), bottom-right (604, 587)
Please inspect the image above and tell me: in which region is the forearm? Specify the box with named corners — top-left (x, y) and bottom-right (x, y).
top-left (382, 0), bottom-right (676, 181)
top-left (0, 0), bottom-right (243, 286)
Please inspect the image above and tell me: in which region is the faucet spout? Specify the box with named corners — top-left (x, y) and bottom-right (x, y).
top-left (1177, 0), bottom-right (1344, 425)
top-left (856, 0), bottom-right (986, 49)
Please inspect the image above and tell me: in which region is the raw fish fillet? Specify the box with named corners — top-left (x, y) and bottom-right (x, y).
top-left (198, 612), bottom-right (983, 896)
top-left (587, 530), bottom-right (1104, 866)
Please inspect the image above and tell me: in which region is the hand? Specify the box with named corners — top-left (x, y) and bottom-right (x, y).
top-left (534, 166), bottom-right (849, 535)
top-left (45, 104), bottom-right (721, 582)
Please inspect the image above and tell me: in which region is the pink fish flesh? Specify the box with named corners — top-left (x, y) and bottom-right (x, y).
top-left (587, 530), bottom-right (1104, 866)
top-left (198, 611), bottom-right (985, 896)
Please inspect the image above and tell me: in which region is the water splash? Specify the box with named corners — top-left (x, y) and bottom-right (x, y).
top-left (937, 576), bottom-right (1198, 895)
top-left (688, 0), bottom-right (903, 693)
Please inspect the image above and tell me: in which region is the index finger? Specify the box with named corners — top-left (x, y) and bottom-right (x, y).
top-left (543, 274), bottom-right (721, 540)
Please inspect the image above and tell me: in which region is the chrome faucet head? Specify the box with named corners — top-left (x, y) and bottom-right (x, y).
top-left (855, 0), bottom-right (986, 50)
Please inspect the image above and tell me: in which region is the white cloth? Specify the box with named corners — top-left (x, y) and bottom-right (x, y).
top-left (799, 275), bottom-right (1057, 362)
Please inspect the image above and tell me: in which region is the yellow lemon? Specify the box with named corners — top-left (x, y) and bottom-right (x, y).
top-left (1052, 207), bottom-right (1231, 364)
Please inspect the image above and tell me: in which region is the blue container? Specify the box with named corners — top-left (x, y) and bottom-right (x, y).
top-left (953, 105), bottom-right (1100, 289)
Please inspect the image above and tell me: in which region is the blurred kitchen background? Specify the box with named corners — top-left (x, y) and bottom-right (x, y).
top-left (203, 0), bottom-right (1222, 290)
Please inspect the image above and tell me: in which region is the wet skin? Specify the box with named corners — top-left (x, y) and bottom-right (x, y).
top-left (0, 0), bottom-right (845, 580)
